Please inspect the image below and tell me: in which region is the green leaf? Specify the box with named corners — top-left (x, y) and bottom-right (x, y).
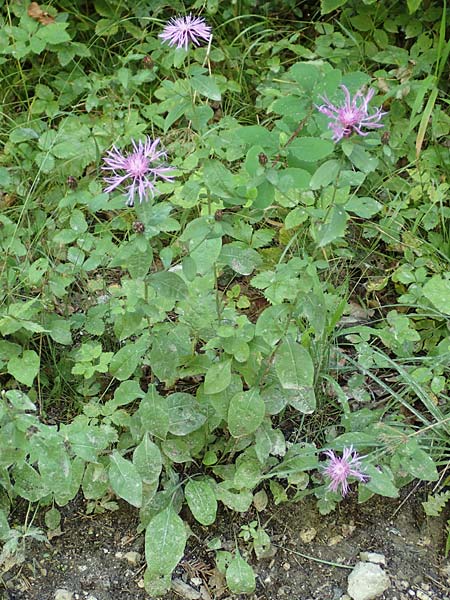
top-left (320, 0), bottom-right (347, 14)
top-left (145, 507), bottom-right (187, 576)
top-left (407, 0), bottom-right (423, 13)
top-left (7, 350), bottom-right (40, 387)
top-left (133, 434), bottom-right (162, 484)
top-left (109, 451), bottom-right (143, 508)
top-left (310, 160), bottom-right (341, 189)
top-left (228, 389), bottom-right (265, 437)
top-left (138, 386), bottom-right (169, 440)
top-left (149, 271), bottom-right (188, 303)
top-left (38, 439), bottom-right (72, 498)
top-left (345, 196), bottom-right (382, 218)
top-left (288, 137), bottom-right (334, 162)
top-left (423, 275), bottom-right (450, 315)
top-left (226, 552), bottom-right (256, 594)
top-left (275, 337), bottom-right (315, 411)
top-left (36, 23), bottom-right (71, 45)
top-left (167, 392), bottom-right (207, 436)
top-left (0, 509), bottom-right (10, 540)
top-left (45, 315), bottom-right (72, 345)
top-left (110, 337), bottom-right (149, 380)
top-left (45, 507), bottom-right (61, 530)
top-left (397, 441), bottom-right (438, 481)
top-left (316, 205), bottom-right (348, 247)
top-left (219, 243), bottom-right (262, 276)
top-left (190, 75), bottom-right (221, 101)
top-left (204, 359), bottom-right (232, 395)
top-left (271, 96), bottom-right (307, 120)
top-left (185, 479), bottom-right (217, 526)
top-left (215, 481), bottom-right (253, 512)
top-left (364, 464), bottom-right (399, 498)
top-left (13, 463), bottom-right (49, 502)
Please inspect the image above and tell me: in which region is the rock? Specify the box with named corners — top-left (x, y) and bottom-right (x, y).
top-left (54, 591), bottom-right (73, 600)
top-left (123, 551), bottom-right (140, 565)
top-left (416, 592), bottom-right (431, 600)
top-left (300, 527), bottom-right (317, 543)
top-left (347, 561), bottom-right (390, 600)
top-left (359, 552), bottom-right (386, 565)
top-left (328, 535), bottom-right (344, 546)
top-left (171, 578), bottom-right (201, 600)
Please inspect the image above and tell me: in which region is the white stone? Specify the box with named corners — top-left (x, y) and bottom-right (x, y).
top-left (123, 551), bottom-right (140, 565)
top-left (416, 592), bottom-right (431, 600)
top-left (347, 561), bottom-right (390, 600)
top-left (359, 552), bottom-right (386, 565)
top-left (54, 591), bottom-right (73, 600)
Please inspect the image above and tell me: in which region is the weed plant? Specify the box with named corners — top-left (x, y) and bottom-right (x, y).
top-left (0, 0), bottom-right (449, 593)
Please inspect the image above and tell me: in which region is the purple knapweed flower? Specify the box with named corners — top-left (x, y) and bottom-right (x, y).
top-left (316, 85), bottom-right (387, 142)
top-left (102, 137), bottom-right (175, 207)
top-left (322, 446), bottom-right (369, 497)
top-left (159, 14), bottom-right (212, 51)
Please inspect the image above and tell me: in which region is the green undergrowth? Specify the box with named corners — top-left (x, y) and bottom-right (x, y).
top-left (0, 0), bottom-right (449, 593)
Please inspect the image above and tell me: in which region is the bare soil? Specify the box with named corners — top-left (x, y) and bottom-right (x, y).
top-left (2, 487), bottom-right (449, 600)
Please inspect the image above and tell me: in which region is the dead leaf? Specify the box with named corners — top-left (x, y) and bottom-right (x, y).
top-left (27, 2), bottom-right (55, 25)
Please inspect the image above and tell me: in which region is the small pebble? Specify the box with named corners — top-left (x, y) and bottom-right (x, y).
top-left (123, 551), bottom-right (140, 565)
top-left (282, 562), bottom-right (291, 571)
top-left (328, 535), bottom-right (344, 546)
top-left (54, 591), bottom-right (73, 600)
top-left (172, 578), bottom-right (201, 600)
top-left (300, 527), bottom-right (317, 543)
top-left (359, 552), bottom-right (386, 566)
top-left (408, 591), bottom-right (415, 596)
top-left (416, 592), bottom-right (431, 600)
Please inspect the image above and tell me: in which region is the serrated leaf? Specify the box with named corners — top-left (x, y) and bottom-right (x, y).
top-left (145, 507), bottom-right (187, 576)
top-left (190, 75), bottom-right (221, 101)
top-left (228, 389), bottom-right (265, 437)
top-left (109, 451), bottom-right (142, 508)
top-left (185, 479), bottom-right (217, 526)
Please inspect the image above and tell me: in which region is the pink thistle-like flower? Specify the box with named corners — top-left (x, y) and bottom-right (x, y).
top-left (159, 14), bottom-right (212, 51)
top-left (322, 446), bottom-right (369, 497)
top-left (102, 137), bottom-right (175, 207)
top-left (316, 85), bottom-right (387, 142)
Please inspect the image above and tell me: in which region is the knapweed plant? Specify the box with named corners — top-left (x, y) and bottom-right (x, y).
top-left (0, 0), bottom-right (449, 595)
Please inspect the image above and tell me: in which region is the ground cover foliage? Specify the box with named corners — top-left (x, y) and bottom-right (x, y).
top-left (0, 0), bottom-right (449, 594)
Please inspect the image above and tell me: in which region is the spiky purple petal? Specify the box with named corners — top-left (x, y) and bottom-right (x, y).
top-left (159, 14), bottom-right (212, 51)
top-left (316, 85), bottom-right (387, 142)
top-left (322, 446), bottom-right (369, 497)
top-left (102, 137), bottom-right (175, 207)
